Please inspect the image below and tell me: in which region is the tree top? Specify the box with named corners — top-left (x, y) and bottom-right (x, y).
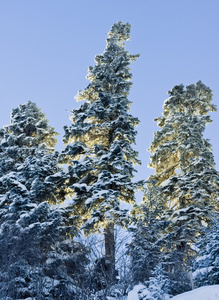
top-left (107, 21), bottom-right (131, 45)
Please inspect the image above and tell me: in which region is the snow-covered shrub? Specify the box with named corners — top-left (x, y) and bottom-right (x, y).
top-left (127, 264), bottom-right (170, 300)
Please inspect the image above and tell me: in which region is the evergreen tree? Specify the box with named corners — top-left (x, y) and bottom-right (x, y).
top-left (0, 101), bottom-right (59, 226)
top-left (129, 181), bottom-right (168, 284)
top-left (0, 101), bottom-right (66, 222)
top-left (129, 182), bottom-right (192, 295)
top-left (148, 81), bottom-right (219, 265)
top-left (130, 264), bottom-right (170, 300)
top-left (62, 21), bottom-right (140, 285)
top-left (144, 263), bottom-right (170, 300)
top-left (193, 217), bottom-right (219, 287)
top-left (0, 102), bottom-right (88, 299)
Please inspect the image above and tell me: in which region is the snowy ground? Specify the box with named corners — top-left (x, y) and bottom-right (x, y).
top-left (171, 285), bottom-right (219, 300)
top-left (127, 285), bottom-right (219, 300)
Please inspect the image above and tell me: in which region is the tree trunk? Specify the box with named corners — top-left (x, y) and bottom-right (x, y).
top-left (104, 223), bottom-right (116, 286)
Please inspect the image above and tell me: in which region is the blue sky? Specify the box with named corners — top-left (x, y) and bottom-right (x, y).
top-left (0, 0), bottom-right (219, 182)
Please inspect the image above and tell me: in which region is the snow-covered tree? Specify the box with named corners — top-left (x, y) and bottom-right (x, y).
top-left (0, 102), bottom-right (88, 299)
top-left (128, 264), bottom-right (170, 300)
top-left (0, 101), bottom-right (65, 204)
top-left (2, 100), bottom-right (57, 154)
top-left (148, 81), bottom-right (219, 263)
top-left (144, 263), bottom-right (170, 300)
top-left (0, 101), bottom-right (58, 224)
top-left (193, 217), bottom-right (219, 287)
top-left (62, 21), bottom-right (140, 284)
top-left (129, 181), bottom-right (168, 284)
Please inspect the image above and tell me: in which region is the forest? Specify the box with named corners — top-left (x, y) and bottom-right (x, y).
top-left (0, 21), bottom-right (218, 300)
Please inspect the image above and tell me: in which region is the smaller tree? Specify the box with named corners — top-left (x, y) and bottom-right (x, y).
top-left (144, 264), bottom-right (170, 300)
top-left (129, 181), bottom-right (168, 284)
top-left (128, 264), bottom-right (170, 300)
top-left (0, 102), bottom-right (88, 299)
top-left (193, 217), bottom-right (219, 287)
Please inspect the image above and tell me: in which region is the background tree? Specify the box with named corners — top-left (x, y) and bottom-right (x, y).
top-left (61, 21), bottom-right (140, 285)
top-left (193, 216), bottom-right (219, 287)
top-left (143, 263), bottom-right (170, 300)
top-left (127, 264), bottom-right (170, 300)
top-left (147, 81), bottom-right (219, 287)
top-left (129, 183), bottom-right (193, 295)
top-left (129, 181), bottom-right (168, 284)
top-left (0, 102), bottom-right (88, 299)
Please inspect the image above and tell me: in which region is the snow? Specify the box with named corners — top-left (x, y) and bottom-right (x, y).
top-left (192, 266), bottom-right (213, 278)
top-left (195, 254), bottom-right (210, 263)
top-left (160, 179), bottom-right (171, 187)
top-left (6, 177), bottom-right (27, 192)
top-left (127, 285), bottom-right (170, 300)
top-left (85, 190), bottom-right (108, 205)
top-left (127, 284), bottom-right (145, 300)
top-left (127, 285), bottom-right (219, 300)
top-left (171, 285), bottom-right (219, 300)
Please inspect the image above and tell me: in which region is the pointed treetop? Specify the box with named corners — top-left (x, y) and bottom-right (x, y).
top-left (75, 21), bottom-right (139, 103)
top-left (4, 101), bottom-right (58, 151)
top-left (107, 21), bottom-right (131, 45)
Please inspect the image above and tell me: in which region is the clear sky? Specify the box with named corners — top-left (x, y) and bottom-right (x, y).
top-left (0, 0), bottom-right (219, 182)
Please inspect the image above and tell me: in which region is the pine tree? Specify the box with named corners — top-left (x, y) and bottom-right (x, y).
top-left (148, 81), bottom-right (219, 278)
top-left (0, 102), bottom-right (88, 299)
top-left (62, 21), bottom-right (140, 285)
top-left (193, 217), bottom-right (219, 287)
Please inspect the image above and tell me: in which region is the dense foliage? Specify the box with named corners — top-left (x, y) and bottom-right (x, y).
top-left (129, 182), bottom-right (167, 284)
top-left (193, 217), bottom-right (219, 287)
top-left (131, 81), bottom-right (219, 295)
top-left (0, 102), bottom-right (88, 299)
top-left (61, 21), bottom-right (141, 285)
top-left (148, 82), bottom-right (218, 249)
top-left (0, 22), bottom-right (218, 299)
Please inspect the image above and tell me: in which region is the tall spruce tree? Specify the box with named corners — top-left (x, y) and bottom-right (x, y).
top-left (0, 102), bottom-right (88, 299)
top-left (148, 81), bottom-right (219, 270)
top-left (62, 21), bottom-right (140, 284)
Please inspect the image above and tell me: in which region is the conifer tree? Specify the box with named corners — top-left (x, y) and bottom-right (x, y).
top-left (129, 183), bottom-right (192, 295)
top-left (62, 21), bottom-right (140, 284)
top-left (0, 102), bottom-right (88, 299)
top-left (193, 217), bottom-right (219, 287)
top-left (129, 264), bottom-right (170, 300)
top-left (0, 101), bottom-right (60, 222)
top-left (129, 182), bottom-right (167, 284)
top-left (144, 263), bottom-right (170, 300)
top-left (148, 81), bottom-right (219, 268)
